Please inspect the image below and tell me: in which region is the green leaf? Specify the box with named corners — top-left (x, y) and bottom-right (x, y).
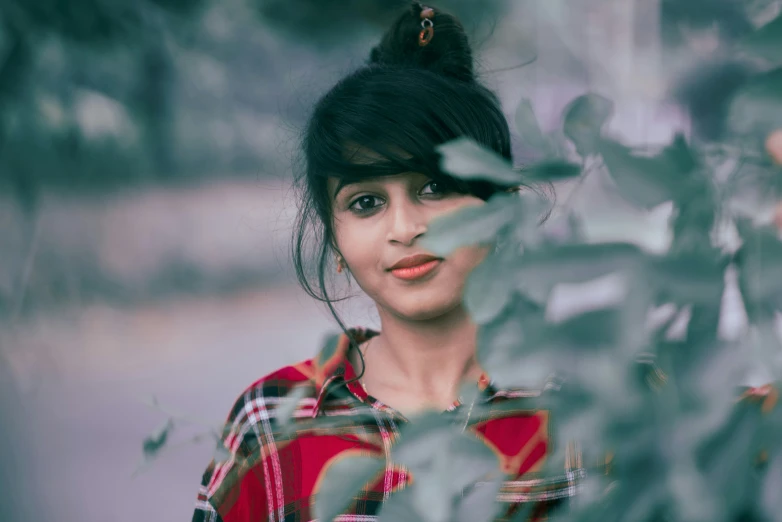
top-left (554, 308), bottom-right (624, 350)
top-left (421, 193), bottom-right (518, 256)
top-left (446, 435), bottom-right (503, 489)
top-left (514, 243), bottom-right (645, 302)
top-left (454, 475), bottom-right (504, 522)
top-left (464, 240), bottom-right (518, 324)
top-left (391, 414), bottom-right (455, 466)
top-left (696, 395), bottom-right (764, 516)
top-left (521, 160), bottom-right (582, 182)
top-left (755, 321), bottom-right (782, 378)
top-left (213, 435), bottom-right (231, 464)
top-left (599, 134), bottom-right (698, 209)
top-left (739, 12), bottom-right (782, 65)
top-left (728, 68), bottom-right (782, 138)
top-left (314, 454), bottom-right (385, 522)
top-left (377, 488), bottom-right (426, 522)
top-left (514, 98), bottom-right (552, 155)
top-left (476, 298), bottom-right (550, 389)
top-left (651, 252), bottom-right (725, 305)
top-left (437, 138), bottom-right (523, 185)
top-left (563, 94), bottom-right (613, 157)
top-left (390, 414), bottom-right (500, 522)
top-left (276, 385), bottom-right (312, 434)
top-left (315, 333), bottom-right (341, 368)
top-left (761, 451), bottom-right (782, 519)
top-left (413, 461), bottom-right (452, 522)
top-left (389, 416), bottom-right (458, 522)
top-left (142, 418), bottom-right (175, 460)
top-left (737, 224), bottom-right (782, 310)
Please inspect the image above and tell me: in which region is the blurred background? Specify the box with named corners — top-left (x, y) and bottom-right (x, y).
top-left (1, 0), bottom-right (776, 520)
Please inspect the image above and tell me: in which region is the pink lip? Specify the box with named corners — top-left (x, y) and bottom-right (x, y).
top-left (390, 259), bottom-right (442, 281)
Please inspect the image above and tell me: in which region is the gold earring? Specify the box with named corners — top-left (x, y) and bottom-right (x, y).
top-left (336, 256), bottom-right (344, 273)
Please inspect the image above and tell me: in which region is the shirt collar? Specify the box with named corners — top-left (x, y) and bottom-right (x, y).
top-left (311, 327), bottom-right (499, 417)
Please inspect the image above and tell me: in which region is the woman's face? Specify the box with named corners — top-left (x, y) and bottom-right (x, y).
top-left (329, 172), bottom-right (489, 321)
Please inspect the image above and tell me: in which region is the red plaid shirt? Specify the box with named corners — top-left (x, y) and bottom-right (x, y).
top-left (191, 327), bottom-right (589, 522)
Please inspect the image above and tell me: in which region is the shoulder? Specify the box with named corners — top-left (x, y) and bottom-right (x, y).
top-left (222, 359), bottom-right (319, 439)
top-left (202, 360), bottom-right (318, 498)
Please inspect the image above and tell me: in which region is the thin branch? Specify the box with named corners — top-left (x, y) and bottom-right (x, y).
top-left (11, 212), bottom-right (42, 323)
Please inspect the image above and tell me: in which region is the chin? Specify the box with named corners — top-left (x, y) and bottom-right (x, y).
top-left (389, 291), bottom-right (464, 322)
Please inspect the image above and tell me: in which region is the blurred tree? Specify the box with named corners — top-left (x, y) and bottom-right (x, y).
top-left (254, 0), bottom-right (510, 46)
top-left (660, 0), bottom-right (754, 52)
top-left (0, 0), bottom-right (205, 203)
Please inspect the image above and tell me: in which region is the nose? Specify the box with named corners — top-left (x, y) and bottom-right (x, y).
top-left (386, 197), bottom-right (427, 246)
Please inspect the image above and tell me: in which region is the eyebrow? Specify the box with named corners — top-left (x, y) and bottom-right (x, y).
top-left (332, 179), bottom-right (355, 200)
top-left (332, 172), bottom-right (427, 201)
top-left (332, 177), bottom-right (381, 201)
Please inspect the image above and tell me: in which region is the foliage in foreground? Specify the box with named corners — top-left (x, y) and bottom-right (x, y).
top-left (138, 6), bottom-right (782, 522)
top-left (313, 11), bottom-right (782, 522)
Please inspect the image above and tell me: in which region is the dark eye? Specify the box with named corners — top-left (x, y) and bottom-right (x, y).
top-left (420, 180), bottom-right (450, 196)
top-left (349, 195), bottom-right (383, 213)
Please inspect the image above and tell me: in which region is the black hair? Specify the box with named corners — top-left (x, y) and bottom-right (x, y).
top-left (291, 2), bottom-right (515, 383)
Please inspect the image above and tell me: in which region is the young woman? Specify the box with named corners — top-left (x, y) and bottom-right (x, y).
top-left (192, 4), bottom-right (581, 521)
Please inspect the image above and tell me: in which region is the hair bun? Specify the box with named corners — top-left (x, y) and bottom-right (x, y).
top-left (369, 3), bottom-right (475, 83)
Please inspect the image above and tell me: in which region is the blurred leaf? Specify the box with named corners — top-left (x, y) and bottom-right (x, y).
top-left (276, 385), bottom-right (311, 434)
top-left (696, 395), bottom-right (764, 517)
top-left (391, 414), bottom-right (455, 466)
top-left (414, 461), bottom-right (451, 522)
top-left (476, 297), bottom-right (550, 389)
top-left (314, 454), bottom-right (385, 522)
top-left (651, 252), bottom-right (725, 305)
top-left (391, 413), bottom-right (500, 522)
top-left (142, 418), bottom-right (174, 459)
top-left (599, 134), bottom-right (698, 209)
top-left (453, 475), bottom-right (504, 522)
top-left (554, 308), bottom-right (624, 350)
top-left (437, 138), bottom-right (524, 185)
top-left (737, 223), bottom-right (782, 310)
top-left (739, 12), bottom-right (782, 64)
top-left (521, 160), bottom-right (581, 183)
top-left (761, 451), bottom-right (782, 519)
top-left (445, 435), bottom-right (501, 494)
top-left (752, 322), bottom-right (782, 381)
top-left (672, 60), bottom-right (755, 141)
top-left (389, 417), bottom-right (455, 522)
top-left (212, 441), bottom-right (231, 464)
top-left (728, 67), bottom-right (782, 139)
top-left (411, 438), bottom-right (499, 522)
top-left (464, 237), bottom-right (519, 324)
top-left (315, 333), bottom-right (342, 368)
top-left (378, 488), bottom-right (426, 522)
top-left (515, 243), bottom-right (644, 302)
top-left (668, 461), bottom-right (719, 522)
top-left (515, 98), bottom-right (552, 155)
top-left (660, 0), bottom-right (753, 49)
top-left (563, 94), bottom-right (613, 157)
top-left (421, 193), bottom-right (518, 256)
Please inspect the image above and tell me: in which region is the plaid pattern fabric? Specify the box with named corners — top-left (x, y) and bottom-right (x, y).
top-left (191, 327), bottom-right (587, 522)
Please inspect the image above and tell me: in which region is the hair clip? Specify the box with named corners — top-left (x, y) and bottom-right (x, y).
top-left (418, 6), bottom-right (434, 47)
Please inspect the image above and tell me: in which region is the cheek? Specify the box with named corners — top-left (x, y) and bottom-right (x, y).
top-left (452, 244), bottom-right (490, 273)
top-left (333, 221), bottom-right (380, 277)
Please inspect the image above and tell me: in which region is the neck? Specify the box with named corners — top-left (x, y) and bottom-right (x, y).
top-left (366, 304), bottom-right (482, 401)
